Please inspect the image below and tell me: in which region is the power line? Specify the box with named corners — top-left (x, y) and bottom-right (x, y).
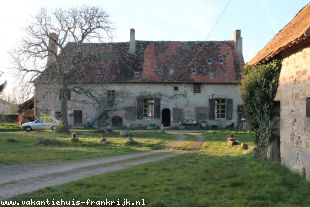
top-left (206, 0), bottom-right (232, 40)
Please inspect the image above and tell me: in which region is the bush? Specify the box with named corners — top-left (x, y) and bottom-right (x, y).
top-left (240, 60), bottom-right (281, 157)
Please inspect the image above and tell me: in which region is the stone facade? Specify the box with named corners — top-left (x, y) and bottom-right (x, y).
top-left (35, 83), bottom-right (243, 128)
top-left (0, 99), bottom-right (15, 115)
top-left (276, 46), bottom-right (310, 179)
top-left (248, 2), bottom-right (310, 178)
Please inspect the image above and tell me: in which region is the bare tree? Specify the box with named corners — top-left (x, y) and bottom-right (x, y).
top-left (0, 81), bottom-right (6, 94)
top-left (11, 6), bottom-right (113, 132)
top-left (0, 71), bottom-right (7, 94)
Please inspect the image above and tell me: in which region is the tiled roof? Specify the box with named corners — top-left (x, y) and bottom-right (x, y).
top-left (17, 97), bottom-right (34, 113)
top-left (248, 3), bottom-right (310, 65)
top-left (39, 40), bottom-right (244, 84)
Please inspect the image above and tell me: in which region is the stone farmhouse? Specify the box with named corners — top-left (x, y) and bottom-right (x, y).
top-left (248, 3), bottom-right (310, 179)
top-left (34, 29), bottom-right (244, 129)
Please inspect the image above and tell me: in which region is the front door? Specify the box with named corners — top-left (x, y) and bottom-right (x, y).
top-left (162, 108), bottom-right (171, 127)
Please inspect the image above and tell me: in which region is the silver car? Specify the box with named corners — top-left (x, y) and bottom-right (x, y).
top-left (21, 118), bottom-right (60, 132)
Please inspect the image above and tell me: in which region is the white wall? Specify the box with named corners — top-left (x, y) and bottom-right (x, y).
top-left (35, 83), bottom-right (242, 128)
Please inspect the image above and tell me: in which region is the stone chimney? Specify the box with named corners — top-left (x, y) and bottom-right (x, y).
top-left (128, 28), bottom-right (136, 54)
top-left (233, 30), bottom-right (242, 55)
top-left (47, 33), bottom-right (58, 66)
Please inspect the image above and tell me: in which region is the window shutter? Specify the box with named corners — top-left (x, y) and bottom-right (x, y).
top-left (226, 99), bottom-right (233, 120)
top-left (137, 98), bottom-right (144, 119)
top-left (154, 98), bottom-right (161, 119)
top-left (209, 99), bottom-right (215, 120)
top-left (173, 108), bottom-right (183, 123)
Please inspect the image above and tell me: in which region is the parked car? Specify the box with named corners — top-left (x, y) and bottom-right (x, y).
top-left (21, 118), bottom-right (60, 132)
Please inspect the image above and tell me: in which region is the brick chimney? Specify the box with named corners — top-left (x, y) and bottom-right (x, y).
top-left (233, 30), bottom-right (242, 55)
top-left (47, 33), bottom-right (58, 66)
top-left (128, 28), bottom-right (136, 54)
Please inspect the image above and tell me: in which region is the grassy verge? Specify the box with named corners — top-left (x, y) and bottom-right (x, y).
top-left (0, 122), bottom-right (21, 132)
top-left (0, 130), bottom-right (174, 164)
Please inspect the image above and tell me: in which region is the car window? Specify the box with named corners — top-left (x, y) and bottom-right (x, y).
top-left (36, 119), bottom-right (43, 123)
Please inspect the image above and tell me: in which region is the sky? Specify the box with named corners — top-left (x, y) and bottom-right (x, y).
top-left (0, 0), bottom-right (309, 102)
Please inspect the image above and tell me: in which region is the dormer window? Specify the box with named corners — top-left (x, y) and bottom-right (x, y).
top-left (96, 65), bottom-right (102, 75)
top-left (219, 57), bottom-right (224, 65)
top-left (192, 67), bottom-right (197, 74)
top-left (169, 68), bottom-right (175, 75)
top-left (156, 67), bottom-right (162, 74)
top-left (134, 71), bottom-right (141, 78)
top-left (208, 72), bottom-right (215, 78)
top-left (208, 58), bottom-right (212, 65)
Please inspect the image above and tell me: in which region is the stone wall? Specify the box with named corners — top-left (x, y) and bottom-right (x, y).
top-left (277, 46), bottom-right (310, 179)
top-left (35, 83), bottom-right (242, 128)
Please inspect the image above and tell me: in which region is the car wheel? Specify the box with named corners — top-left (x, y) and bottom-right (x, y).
top-left (26, 126), bottom-right (32, 132)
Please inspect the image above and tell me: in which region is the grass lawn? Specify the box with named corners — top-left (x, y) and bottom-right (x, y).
top-left (10, 130), bottom-right (310, 207)
top-left (0, 130), bottom-right (174, 164)
top-left (0, 122), bottom-right (21, 132)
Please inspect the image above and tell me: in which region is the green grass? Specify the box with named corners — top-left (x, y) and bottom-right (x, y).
top-left (6, 129), bottom-right (310, 206)
top-left (0, 130), bottom-right (174, 164)
top-left (0, 122), bottom-right (21, 132)
top-left (13, 153), bottom-right (310, 206)
top-left (202, 130), bottom-right (255, 156)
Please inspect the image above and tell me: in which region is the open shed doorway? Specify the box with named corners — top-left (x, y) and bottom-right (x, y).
top-left (73, 110), bottom-right (83, 127)
top-left (162, 108), bottom-right (171, 127)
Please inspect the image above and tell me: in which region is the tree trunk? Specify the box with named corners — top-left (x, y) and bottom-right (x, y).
top-left (61, 85), bottom-right (70, 133)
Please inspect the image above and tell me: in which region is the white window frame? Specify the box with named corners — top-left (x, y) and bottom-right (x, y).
top-left (215, 98), bottom-right (227, 119)
top-left (143, 99), bottom-right (155, 118)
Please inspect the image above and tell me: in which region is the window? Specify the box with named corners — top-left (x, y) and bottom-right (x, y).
top-left (134, 71), bottom-right (141, 78)
top-left (55, 112), bottom-right (61, 120)
top-left (192, 67), bottom-right (197, 74)
top-left (209, 98), bottom-right (233, 120)
top-left (107, 90), bottom-right (116, 107)
top-left (144, 99), bottom-right (155, 118)
top-left (137, 98), bottom-right (160, 119)
top-left (96, 65), bottom-right (102, 75)
top-left (219, 57), bottom-right (224, 65)
top-left (174, 86), bottom-right (179, 91)
top-left (169, 68), bottom-right (175, 75)
top-left (208, 58), bottom-right (212, 65)
top-left (193, 83), bottom-right (201, 93)
top-left (156, 67), bottom-right (162, 74)
top-left (306, 98), bottom-right (310, 118)
top-left (215, 98), bottom-right (227, 119)
top-left (207, 72), bottom-right (215, 78)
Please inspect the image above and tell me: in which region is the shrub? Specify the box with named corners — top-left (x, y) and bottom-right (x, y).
top-left (240, 60), bottom-right (281, 157)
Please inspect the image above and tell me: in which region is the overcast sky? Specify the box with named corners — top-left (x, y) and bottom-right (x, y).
top-left (0, 0), bottom-right (309, 100)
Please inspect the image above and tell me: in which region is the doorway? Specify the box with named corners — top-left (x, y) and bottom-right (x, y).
top-left (269, 101), bottom-right (280, 161)
top-left (162, 108), bottom-right (171, 127)
top-left (73, 110), bottom-right (83, 127)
